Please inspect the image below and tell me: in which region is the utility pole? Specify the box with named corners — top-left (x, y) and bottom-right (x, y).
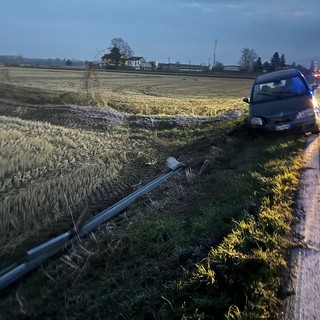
top-left (213, 39), bottom-right (217, 66)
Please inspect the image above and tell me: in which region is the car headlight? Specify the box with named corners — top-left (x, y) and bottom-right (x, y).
top-left (250, 117), bottom-right (263, 126)
top-left (296, 109), bottom-right (315, 120)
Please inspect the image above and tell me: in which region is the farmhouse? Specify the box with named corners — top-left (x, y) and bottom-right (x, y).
top-left (100, 53), bottom-right (124, 68)
top-left (126, 57), bottom-right (146, 69)
top-left (100, 54), bottom-right (146, 70)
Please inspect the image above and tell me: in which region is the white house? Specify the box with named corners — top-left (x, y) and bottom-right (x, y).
top-left (126, 57), bottom-right (146, 69)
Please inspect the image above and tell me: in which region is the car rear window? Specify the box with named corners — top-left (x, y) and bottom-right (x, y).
top-left (252, 76), bottom-right (308, 103)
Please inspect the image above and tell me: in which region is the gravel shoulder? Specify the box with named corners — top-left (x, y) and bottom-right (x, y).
top-left (284, 134), bottom-right (320, 319)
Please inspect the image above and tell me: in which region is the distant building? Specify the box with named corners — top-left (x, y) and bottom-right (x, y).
top-left (100, 54), bottom-right (147, 70)
top-left (100, 53), bottom-right (125, 68)
top-left (157, 63), bottom-right (209, 72)
top-left (223, 65), bottom-right (241, 72)
top-left (126, 57), bottom-right (146, 69)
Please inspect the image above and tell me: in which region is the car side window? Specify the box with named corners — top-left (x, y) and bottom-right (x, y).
top-left (290, 76), bottom-right (307, 94)
top-left (253, 84), bottom-right (270, 102)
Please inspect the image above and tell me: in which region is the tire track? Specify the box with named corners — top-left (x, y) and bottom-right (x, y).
top-left (0, 100), bottom-right (125, 130)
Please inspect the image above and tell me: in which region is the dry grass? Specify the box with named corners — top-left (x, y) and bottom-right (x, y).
top-left (0, 66), bottom-right (253, 261)
top-left (106, 94), bottom-right (245, 116)
top-left (0, 66), bottom-right (253, 115)
top-left (0, 66), bottom-right (311, 319)
top-left (0, 115), bottom-right (156, 258)
top-left (0, 66), bottom-right (253, 98)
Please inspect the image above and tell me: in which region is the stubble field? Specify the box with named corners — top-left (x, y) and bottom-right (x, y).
top-left (0, 66), bottom-right (252, 115)
top-left (0, 66), bottom-right (253, 270)
top-left (0, 66), bottom-right (307, 319)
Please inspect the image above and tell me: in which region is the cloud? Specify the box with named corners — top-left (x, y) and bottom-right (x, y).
top-left (177, 1), bottom-right (246, 13)
top-left (2, 0), bottom-right (320, 66)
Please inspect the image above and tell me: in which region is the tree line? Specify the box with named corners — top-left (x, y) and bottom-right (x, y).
top-left (104, 39), bottom-right (310, 75)
top-left (239, 48), bottom-right (309, 74)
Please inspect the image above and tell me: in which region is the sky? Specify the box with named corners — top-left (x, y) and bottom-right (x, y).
top-left (1, 0), bottom-right (320, 67)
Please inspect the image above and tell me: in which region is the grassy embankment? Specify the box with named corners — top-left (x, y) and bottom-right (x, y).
top-left (0, 66), bottom-right (306, 319)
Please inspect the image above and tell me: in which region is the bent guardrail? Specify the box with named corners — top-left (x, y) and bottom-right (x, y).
top-left (0, 157), bottom-right (186, 292)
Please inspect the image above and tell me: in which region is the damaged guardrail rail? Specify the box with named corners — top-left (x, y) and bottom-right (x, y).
top-left (0, 157), bottom-right (186, 292)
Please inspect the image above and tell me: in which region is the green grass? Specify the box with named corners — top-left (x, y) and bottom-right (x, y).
top-left (165, 137), bottom-right (303, 320)
top-left (0, 116), bottom-right (305, 320)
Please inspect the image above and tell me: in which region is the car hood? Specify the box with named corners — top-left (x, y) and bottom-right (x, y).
top-left (250, 94), bottom-right (314, 117)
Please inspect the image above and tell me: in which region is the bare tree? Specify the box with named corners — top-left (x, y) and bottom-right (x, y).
top-left (239, 48), bottom-right (258, 72)
top-left (108, 38), bottom-right (134, 58)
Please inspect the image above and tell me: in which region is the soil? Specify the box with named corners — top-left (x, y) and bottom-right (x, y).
top-left (283, 134), bottom-right (320, 319)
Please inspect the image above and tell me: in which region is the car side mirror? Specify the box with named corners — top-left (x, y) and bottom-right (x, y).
top-left (311, 84), bottom-right (319, 91)
top-left (243, 97), bottom-right (249, 104)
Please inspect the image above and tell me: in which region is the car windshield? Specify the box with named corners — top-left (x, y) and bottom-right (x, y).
top-left (252, 75), bottom-right (308, 103)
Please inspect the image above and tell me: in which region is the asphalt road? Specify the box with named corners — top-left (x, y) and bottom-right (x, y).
top-left (285, 134), bottom-right (320, 319)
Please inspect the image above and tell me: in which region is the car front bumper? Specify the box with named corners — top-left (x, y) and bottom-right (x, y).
top-left (249, 116), bottom-right (318, 133)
